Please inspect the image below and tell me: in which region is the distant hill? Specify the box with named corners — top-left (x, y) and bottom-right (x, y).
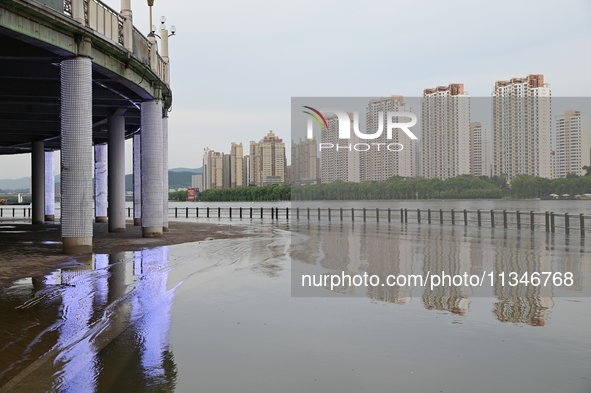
top-left (125, 170), bottom-right (198, 191)
top-left (169, 167), bottom-right (202, 174)
top-left (1, 167), bottom-right (200, 193)
top-left (0, 177), bottom-right (30, 191)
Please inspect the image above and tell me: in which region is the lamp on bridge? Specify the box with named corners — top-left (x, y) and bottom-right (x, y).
top-left (147, 1), bottom-right (176, 39)
top-left (149, 16), bottom-right (176, 61)
top-left (151, 16), bottom-right (176, 38)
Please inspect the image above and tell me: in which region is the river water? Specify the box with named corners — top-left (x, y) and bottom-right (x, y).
top-left (0, 202), bottom-right (590, 392)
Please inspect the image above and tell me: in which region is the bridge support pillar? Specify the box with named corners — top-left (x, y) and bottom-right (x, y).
top-left (61, 57), bottom-right (93, 254)
top-left (94, 143), bottom-right (108, 223)
top-left (133, 133), bottom-right (142, 226)
top-left (45, 151), bottom-right (55, 221)
top-left (162, 115), bottom-right (169, 231)
top-left (108, 115), bottom-right (126, 232)
top-left (141, 100), bottom-right (163, 238)
top-left (31, 141), bottom-right (45, 225)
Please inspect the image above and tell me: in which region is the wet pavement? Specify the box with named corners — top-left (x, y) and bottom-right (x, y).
top-left (0, 221), bottom-right (247, 287)
top-left (0, 219), bottom-right (589, 392)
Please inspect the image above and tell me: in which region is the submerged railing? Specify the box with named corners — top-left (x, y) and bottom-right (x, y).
top-left (3, 206), bottom-right (589, 236)
top-left (163, 206), bottom-right (591, 236)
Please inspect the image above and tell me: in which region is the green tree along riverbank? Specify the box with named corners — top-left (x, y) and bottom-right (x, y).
top-left (293, 176), bottom-right (508, 200)
top-left (510, 174), bottom-right (591, 198)
top-left (196, 184), bottom-right (291, 202)
top-left (167, 174), bottom-right (591, 202)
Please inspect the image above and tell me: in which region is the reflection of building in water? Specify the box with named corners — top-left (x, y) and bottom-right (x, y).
top-left (301, 223), bottom-right (414, 303)
top-left (470, 232), bottom-right (490, 276)
top-left (553, 243), bottom-right (583, 292)
top-left (421, 227), bottom-right (471, 315)
top-left (314, 223), bottom-right (362, 295)
top-left (362, 226), bottom-right (414, 305)
top-left (492, 235), bottom-right (554, 326)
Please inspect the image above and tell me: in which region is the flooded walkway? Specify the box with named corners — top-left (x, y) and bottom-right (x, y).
top-left (0, 219), bottom-right (590, 392)
top-left (0, 221), bottom-right (247, 287)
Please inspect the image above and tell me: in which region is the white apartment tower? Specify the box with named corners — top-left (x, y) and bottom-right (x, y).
top-left (422, 84), bottom-right (470, 179)
top-left (242, 155), bottom-right (251, 186)
top-left (470, 122), bottom-right (492, 177)
top-left (321, 113), bottom-right (360, 184)
top-left (555, 110), bottom-right (590, 177)
top-left (202, 148), bottom-right (224, 190)
top-left (291, 137), bottom-right (318, 184)
top-left (492, 74), bottom-right (551, 180)
top-left (230, 142), bottom-right (244, 188)
top-left (249, 131), bottom-right (286, 186)
top-left (362, 96), bottom-right (417, 181)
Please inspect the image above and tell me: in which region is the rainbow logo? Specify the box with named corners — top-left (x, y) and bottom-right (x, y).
top-left (302, 106), bottom-right (328, 130)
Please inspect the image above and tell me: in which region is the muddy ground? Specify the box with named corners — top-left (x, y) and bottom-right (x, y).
top-left (0, 220), bottom-right (248, 287)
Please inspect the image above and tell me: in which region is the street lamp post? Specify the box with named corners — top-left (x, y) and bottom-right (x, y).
top-left (147, 0), bottom-right (154, 35)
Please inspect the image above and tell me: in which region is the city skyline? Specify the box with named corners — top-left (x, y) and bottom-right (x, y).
top-left (293, 88), bottom-right (591, 184)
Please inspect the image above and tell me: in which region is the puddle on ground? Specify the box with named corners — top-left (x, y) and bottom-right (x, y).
top-left (0, 222), bottom-right (589, 393)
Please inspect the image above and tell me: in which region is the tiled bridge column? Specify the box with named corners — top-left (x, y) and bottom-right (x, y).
top-left (45, 151), bottom-right (55, 222)
top-left (133, 133), bottom-right (142, 226)
top-left (60, 53), bottom-right (93, 254)
top-left (108, 115), bottom-right (126, 232)
top-left (94, 143), bottom-right (108, 223)
top-left (140, 100), bottom-right (163, 238)
top-left (31, 141), bottom-right (45, 225)
top-left (162, 115), bottom-right (169, 231)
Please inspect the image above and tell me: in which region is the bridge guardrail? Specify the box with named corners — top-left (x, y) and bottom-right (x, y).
top-left (60, 0), bottom-right (168, 84)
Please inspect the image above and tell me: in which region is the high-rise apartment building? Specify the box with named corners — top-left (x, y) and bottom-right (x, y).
top-left (202, 148), bottom-right (224, 190)
top-left (291, 137), bottom-right (318, 184)
top-left (555, 110), bottom-right (590, 178)
top-left (191, 174), bottom-right (203, 191)
top-left (230, 142), bottom-right (244, 187)
top-left (321, 113), bottom-right (360, 184)
top-left (222, 154), bottom-right (231, 189)
top-left (470, 122), bottom-right (492, 177)
top-left (492, 74), bottom-right (551, 180)
top-left (362, 96), bottom-right (417, 181)
top-left (203, 144), bottom-right (245, 190)
top-left (242, 155), bottom-right (251, 186)
top-left (422, 84), bottom-right (470, 179)
top-left (249, 131), bottom-right (286, 186)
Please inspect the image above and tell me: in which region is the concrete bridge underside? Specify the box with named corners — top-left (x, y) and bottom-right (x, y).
top-left (0, 0), bottom-right (172, 253)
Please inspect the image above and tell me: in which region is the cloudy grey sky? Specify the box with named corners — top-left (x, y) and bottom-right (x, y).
top-left (1, 0), bottom-right (591, 179)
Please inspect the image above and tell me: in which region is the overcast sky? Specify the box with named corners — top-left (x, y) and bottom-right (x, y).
top-left (1, 0), bottom-right (591, 179)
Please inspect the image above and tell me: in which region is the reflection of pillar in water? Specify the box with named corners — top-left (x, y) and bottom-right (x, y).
top-left (108, 252), bottom-right (128, 304)
top-left (53, 258), bottom-right (97, 392)
top-left (131, 247), bottom-right (177, 386)
top-left (94, 254), bottom-right (109, 307)
top-left (422, 227), bottom-right (471, 315)
top-left (492, 235), bottom-right (553, 326)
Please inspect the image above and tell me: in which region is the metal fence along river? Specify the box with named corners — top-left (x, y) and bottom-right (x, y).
top-left (4, 205), bottom-right (590, 235)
